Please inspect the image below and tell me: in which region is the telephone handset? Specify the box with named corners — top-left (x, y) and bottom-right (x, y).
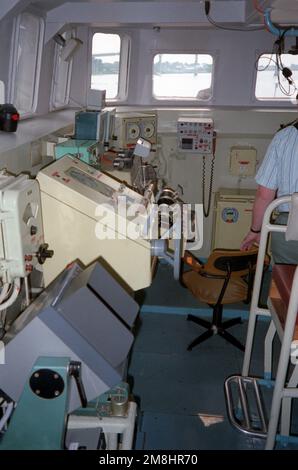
top-left (202, 131), bottom-right (216, 218)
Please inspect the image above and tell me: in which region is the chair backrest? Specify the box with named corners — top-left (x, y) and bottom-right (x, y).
top-left (203, 248), bottom-right (259, 278)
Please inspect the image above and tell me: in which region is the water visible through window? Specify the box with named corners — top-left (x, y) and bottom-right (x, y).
top-left (153, 54), bottom-right (213, 100)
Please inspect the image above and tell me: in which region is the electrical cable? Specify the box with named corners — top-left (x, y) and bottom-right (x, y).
top-left (255, 54), bottom-right (278, 72)
top-left (255, 29), bottom-right (298, 98)
top-left (274, 30), bottom-right (298, 97)
top-left (204, 1), bottom-right (264, 32)
top-left (202, 152), bottom-right (215, 218)
top-left (0, 279), bottom-right (21, 312)
top-left (254, 27), bottom-right (282, 72)
top-left (0, 284), bottom-right (11, 305)
top-left (0, 282), bottom-right (12, 335)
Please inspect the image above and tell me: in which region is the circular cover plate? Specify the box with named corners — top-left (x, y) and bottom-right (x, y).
top-left (29, 369), bottom-right (65, 399)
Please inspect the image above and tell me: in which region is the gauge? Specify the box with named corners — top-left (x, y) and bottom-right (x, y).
top-left (142, 122), bottom-right (155, 139)
top-left (127, 123), bottom-right (140, 140)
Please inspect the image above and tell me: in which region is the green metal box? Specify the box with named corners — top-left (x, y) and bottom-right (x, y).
top-left (54, 139), bottom-right (100, 167)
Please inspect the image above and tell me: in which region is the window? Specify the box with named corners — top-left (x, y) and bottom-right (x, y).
top-left (9, 12), bottom-right (44, 116)
top-left (91, 32), bottom-right (129, 100)
top-left (255, 54), bottom-right (298, 100)
top-left (50, 32), bottom-right (73, 109)
top-left (153, 54), bottom-right (213, 100)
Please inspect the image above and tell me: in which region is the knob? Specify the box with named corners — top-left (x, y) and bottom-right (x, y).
top-left (30, 226), bottom-right (38, 236)
top-left (37, 243), bottom-right (54, 265)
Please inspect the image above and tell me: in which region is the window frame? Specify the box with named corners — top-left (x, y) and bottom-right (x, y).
top-left (151, 50), bottom-right (215, 103)
top-left (8, 10), bottom-right (45, 118)
top-left (89, 30), bottom-right (130, 103)
top-left (50, 30), bottom-right (74, 111)
top-left (253, 51), bottom-right (298, 104)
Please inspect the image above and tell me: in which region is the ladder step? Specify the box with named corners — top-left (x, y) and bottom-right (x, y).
top-left (224, 375), bottom-right (268, 438)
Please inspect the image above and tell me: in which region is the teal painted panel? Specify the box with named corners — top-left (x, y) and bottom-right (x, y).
top-left (0, 357), bottom-right (70, 450)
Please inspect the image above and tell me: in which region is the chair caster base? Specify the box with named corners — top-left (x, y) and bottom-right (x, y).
top-left (187, 315), bottom-right (244, 351)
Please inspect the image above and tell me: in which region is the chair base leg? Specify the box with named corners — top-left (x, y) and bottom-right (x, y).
top-left (218, 329), bottom-right (245, 351)
top-left (187, 329), bottom-right (214, 351)
top-left (187, 314), bottom-right (244, 351)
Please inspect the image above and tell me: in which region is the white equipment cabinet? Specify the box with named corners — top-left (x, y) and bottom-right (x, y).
top-left (212, 188), bottom-right (255, 250)
top-left (0, 174), bottom-right (44, 282)
top-left (37, 156), bottom-right (154, 290)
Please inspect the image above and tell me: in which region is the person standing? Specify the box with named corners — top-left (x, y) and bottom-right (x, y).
top-left (240, 123), bottom-right (298, 264)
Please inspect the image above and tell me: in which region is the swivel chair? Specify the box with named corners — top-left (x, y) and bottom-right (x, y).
top-left (182, 248), bottom-right (260, 351)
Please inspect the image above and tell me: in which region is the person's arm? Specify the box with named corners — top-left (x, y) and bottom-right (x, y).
top-left (240, 185), bottom-right (276, 251)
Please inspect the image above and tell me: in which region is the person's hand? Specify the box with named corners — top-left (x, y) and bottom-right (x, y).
top-left (240, 231), bottom-right (261, 251)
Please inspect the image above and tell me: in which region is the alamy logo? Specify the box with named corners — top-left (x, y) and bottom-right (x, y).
top-left (94, 197), bottom-right (204, 250)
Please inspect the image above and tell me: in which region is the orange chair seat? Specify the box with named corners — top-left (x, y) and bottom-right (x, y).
top-left (182, 270), bottom-right (248, 305)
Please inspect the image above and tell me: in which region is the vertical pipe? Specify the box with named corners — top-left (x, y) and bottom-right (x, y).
top-left (24, 275), bottom-right (30, 307)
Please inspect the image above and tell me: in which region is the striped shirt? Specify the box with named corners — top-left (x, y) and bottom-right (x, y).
top-left (255, 125), bottom-right (298, 212)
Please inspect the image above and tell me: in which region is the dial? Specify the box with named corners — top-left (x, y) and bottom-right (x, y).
top-left (127, 123), bottom-right (140, 140)
top-left (142, 122), bottom-right (155, 139)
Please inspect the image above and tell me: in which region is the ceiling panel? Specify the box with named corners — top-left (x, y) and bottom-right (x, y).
top-left (30, 0), bottom-right (298, 26)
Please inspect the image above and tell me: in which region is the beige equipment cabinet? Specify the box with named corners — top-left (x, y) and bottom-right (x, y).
top-left (212, 188), bottom-right (255, 249)
top-left (36, 156), bottom-right (153, 290)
